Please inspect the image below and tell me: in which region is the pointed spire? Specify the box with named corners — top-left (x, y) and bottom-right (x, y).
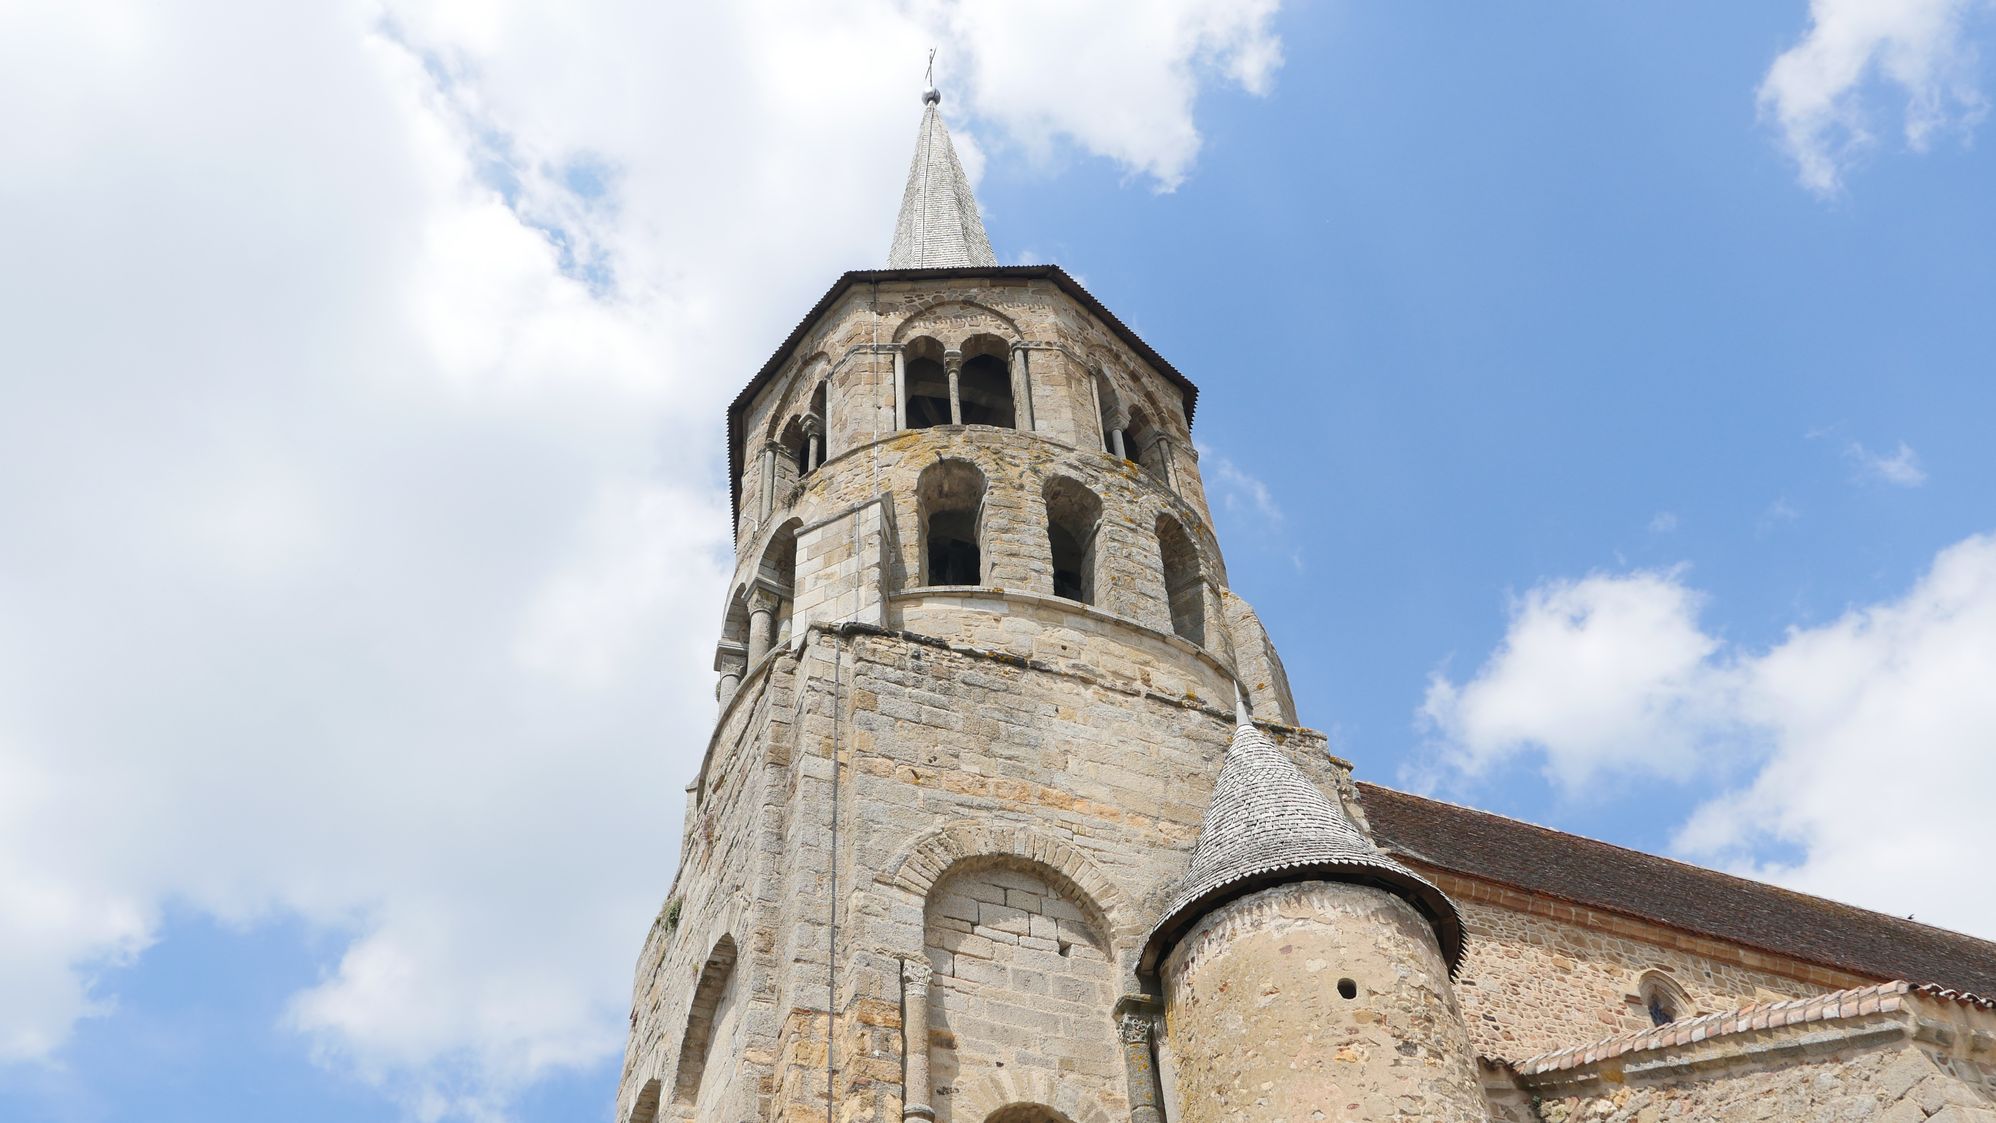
top-left (1140, 724), bottom-right (1465, 974)
top-left (887, 69), bottom-right (997, 270)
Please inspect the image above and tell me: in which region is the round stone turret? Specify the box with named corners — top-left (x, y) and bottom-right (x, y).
top-left (1144, 725), bottom-right (1484, 1122)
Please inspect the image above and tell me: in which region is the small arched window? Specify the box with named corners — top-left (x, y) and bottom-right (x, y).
top-left (1156, 513), bottom-right (1203, 644)
top-left (780, 416), bottom-right (810, 477)
top-left (758, 519), bottom-right (798, 644)
top-left (904, 338), bottom-right (952, 430)
top-left (1638, 971), bottom-right (1691, 1027)
top-left (1095, 372), bottom-right (1122, 456)
top-left (917, 459), bottom-right (985, 587)
top-left (803, 380), bottom-right (828, 472)
top-left (1043, 477), bottom-right (1102, 605)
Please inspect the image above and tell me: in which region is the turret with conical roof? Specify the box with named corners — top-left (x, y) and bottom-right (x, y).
top-left (1145, 720), bottom-right (1486, 1121)
top-left (1140, 722), bottom-right (1464, 974)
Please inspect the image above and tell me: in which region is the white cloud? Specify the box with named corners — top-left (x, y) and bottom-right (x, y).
top-left (916, 0), bottom-right (1282, 188)
top-left (1760, 0), bottom-right (1992, 194)
top-left (1648, 511), bottom-right (1680, 534)
top-left (1847, 439), bottom-right (1930, 486)
top-left (0, 0), bottom-right (1282, 1114)
top-left (1420, 569), bottom-right (1727, 788)
top-left (1422, 533), bottom-right (1996, 941)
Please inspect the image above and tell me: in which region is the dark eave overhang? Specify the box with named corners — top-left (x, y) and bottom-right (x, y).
top-left (726, 265), bottom-right (1200, 530)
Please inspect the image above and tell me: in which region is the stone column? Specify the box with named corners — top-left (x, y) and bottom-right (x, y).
top-left (1085, 371), bottom-right (1106, 451)
top-left (801, 413), bottom-right (824, 472)
top-left (943, 351), bottom-right (962, 426)
top-left (745, 585), bottom-right (781, 669)
top-left (901, 959), bottom-right (934, 1121)
top-left (1153, 435), bottom-right (1178, 491)
top-left (892, 346), bottom-right (907, 430)
top-left (1109, 425), bottom-right (1128, 461)
top-left (1119, 1012), bottom-right (1164, 1123)
top-left (714, 643), bottom-right (746, 706)
top-left (1010, 344), bottom-right (1035, 432)
top-left (758, 444), bottom-right (778, 523)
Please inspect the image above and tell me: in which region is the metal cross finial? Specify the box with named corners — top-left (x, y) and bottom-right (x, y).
top-left (922, 48), bottom-right (941, 105)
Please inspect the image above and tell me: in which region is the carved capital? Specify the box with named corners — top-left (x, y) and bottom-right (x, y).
top-left (1119, 1012), bottom-right (1153, 1044)
top-left (747, 585), bottom-right (782, 615)
top-left (799, 413), bottom-right (823, 437)
top-left (901, 958), bottom-right (934, 994)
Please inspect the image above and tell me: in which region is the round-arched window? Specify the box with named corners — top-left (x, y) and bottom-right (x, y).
top-left (1638, 970), bottom-right (1691, 1026)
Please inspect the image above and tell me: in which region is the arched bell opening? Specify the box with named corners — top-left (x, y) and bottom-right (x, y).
top-left (917, 459), bottom-right (986, 587)
top-left (1043, 476), bottom-right (1102, 605)
top-left (958, 334), bottom-right (1015, 429)
top-left (1155, 513), bottom-right (1203, 645)
top-left (904, 337), bottom-right (953, 430)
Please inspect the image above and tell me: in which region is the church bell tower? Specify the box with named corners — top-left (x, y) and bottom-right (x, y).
top-left (616, 80), bottom-right (1486, 1123)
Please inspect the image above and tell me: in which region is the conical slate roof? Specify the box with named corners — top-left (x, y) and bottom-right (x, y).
top-left (1140, 724), bottom-right (1465, 974)
top-left (886, 92), bottom-right (997, 269)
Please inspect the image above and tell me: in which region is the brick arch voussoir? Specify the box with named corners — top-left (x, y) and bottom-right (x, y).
top-left (952, 1068), bottom-right (1117, 1123)
top-left (890, 298), bottom-right (1024, 349)
top-left (761, 351), bottom-right (833, 441)
top-left (879, 821), bottom-right (1143, 969)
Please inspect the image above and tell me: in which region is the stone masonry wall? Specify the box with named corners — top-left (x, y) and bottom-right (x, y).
top-left (616, 620), bottom-right (1357, 1123)
top-left (729, 420), bottom-right (1295, 724)
top-left (618, 650), bottom-right (794, 1123)
top-left (1445, 889), bottom-right (1856, 1061)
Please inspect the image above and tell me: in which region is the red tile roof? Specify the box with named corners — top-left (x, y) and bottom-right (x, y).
top-left (1358, 783), bottom-right (1996, 995)
top-left (1512, 980), bottom-right (1992, 1075)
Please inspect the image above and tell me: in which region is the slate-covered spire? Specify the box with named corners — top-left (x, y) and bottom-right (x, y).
top-left (1140, 723), bottom-right (1465, 973)
top-left (886, 82), bottom-right (997, 269)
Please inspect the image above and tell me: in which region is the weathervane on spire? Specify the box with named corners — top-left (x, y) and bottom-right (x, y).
top-left (922, 48), bottom-right (941, 105)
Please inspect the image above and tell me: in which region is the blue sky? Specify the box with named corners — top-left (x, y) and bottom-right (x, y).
top-left (2, 1), bottom-right (1993, 1120)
